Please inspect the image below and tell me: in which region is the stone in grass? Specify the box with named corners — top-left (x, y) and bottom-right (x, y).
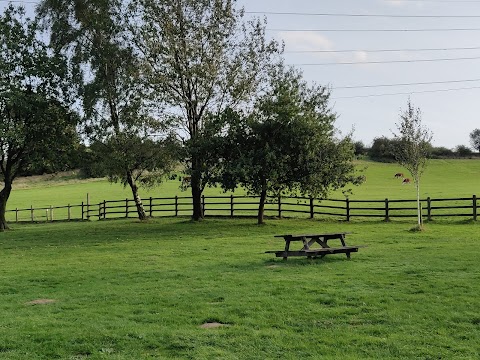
top-left (25, 299), bottom-right (57, 305)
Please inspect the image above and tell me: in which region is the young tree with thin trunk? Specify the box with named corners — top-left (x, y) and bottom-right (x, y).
top-left (38, 0), bottom-right (177, 220)
top-left (0, 6), bottom-right (77, 231)
top-left (392, 99), bottom-right (433, 228)
top-left (131, 0), bottom-right (281, 221)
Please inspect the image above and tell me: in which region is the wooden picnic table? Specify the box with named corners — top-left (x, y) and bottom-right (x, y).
top-left (266, 232), bottom-right (362, 260)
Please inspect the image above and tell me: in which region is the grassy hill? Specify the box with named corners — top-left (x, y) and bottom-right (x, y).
top-left (5, 159), bottom-right (480, 211)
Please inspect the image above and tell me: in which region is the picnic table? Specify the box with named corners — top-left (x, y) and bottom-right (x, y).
top-left (266, 232), bottom-right (362, 260)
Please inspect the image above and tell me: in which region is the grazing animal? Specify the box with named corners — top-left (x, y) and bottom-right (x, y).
top-left (394, 172), bottom-right (404, 178)
top-left (402, 178), bottom-right (411, 185)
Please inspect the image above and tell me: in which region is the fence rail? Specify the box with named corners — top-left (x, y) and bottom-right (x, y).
top-left (5, 194), bottom-right (479, 224)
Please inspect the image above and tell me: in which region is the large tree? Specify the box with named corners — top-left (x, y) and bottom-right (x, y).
top-left (131, 0), bottom-right (281, 220)
top-left (221, 66), bottom-right (363, 224)
top-left (38, 0), bottom-right (177, 220)
top-left (392, 99), bottom-right (433, 228)
top-left (0, 6), bottom-right (77, 231)
top-left (470, 128), bottom-right (480, 153)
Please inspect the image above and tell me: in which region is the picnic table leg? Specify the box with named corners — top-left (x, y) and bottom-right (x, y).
top-left (283, 240), bottom-right (291, 260)
top-left (340, 234), bottom-right (351, 259)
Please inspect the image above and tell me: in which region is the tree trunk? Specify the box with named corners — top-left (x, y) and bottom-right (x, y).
top-left (0, 181), bottom-right (12, 231)
top-left (257, 188), bottom-right (267, 225)
top-left (126, 171), bottom-right (147, 220)
top-left (191, 172), bottom-right (204, 221)
top-left (416, 177), bottom-right (421, 227)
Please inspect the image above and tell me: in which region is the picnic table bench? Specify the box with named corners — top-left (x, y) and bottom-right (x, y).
top-left (266, 232), bottom-right (363, 260)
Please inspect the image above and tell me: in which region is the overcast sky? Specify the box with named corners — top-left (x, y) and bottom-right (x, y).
top-left (239, 0), bottom-right (480, 149)
top-left (2, 0), bottom-right (480, 149)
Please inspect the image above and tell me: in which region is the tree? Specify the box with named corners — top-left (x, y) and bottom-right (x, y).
top-left (470, 129), bottom-right (480, 152)
top-left (0, 6), bottom-right (78, 231)
top-left (221, 66), bottom-right (363, 224)
top-left (455, 144), bottom-right (473, 157)
top-left (392, 99), bottom-right (433, 228)
top-left (38, 0), bottom-right (178, 220)
top-left (131, 0), bottom-right (281, 220)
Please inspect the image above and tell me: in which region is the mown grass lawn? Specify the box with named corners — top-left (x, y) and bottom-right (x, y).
top-left (1, 217), bottom-right (479, 359)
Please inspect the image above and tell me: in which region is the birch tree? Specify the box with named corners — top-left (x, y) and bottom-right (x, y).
top-left (393, 99), bottom-right (433, 228)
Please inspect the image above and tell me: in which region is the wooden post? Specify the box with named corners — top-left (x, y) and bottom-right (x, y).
top-left (427, 197), bottom-right (432, 221)
top-left (46, 210), bottom-right (48, 222)
top-left (230, 195), bottom-right (234, 217)
top-left (103, 200), bottom-right (107, 219)
top-left (86, 193), bottom-right (90, 220)
top-left (175, 196), bottom-right (178, 216)
top-left (15, 208), bottom-right (18, 223)
top-left (384, 198), bottom-right (389, 222)
top-left (149, 197), bottom-right (153, 217)
top-left (309, 196), bottom-right (314, 219)
top-left (30, 205), bottom-right (34, 222)
top-left (278, 196), bottom-right (282, 218)
top-left (125, 198), bottom-right (129, 218)
top-left (473, 195), bottom-right (477, 221)
top-left (98, 203), bottom-right (102, 220)
top-left (50, 206), bottom-right (53, 222)
top-left (81, 202), bottom-right (84, 220)
top-left (346, 198), bottom-right (350, 222)
top-left (202, 195), bottom-right (205, 217)
top-left (68, 204), bottom-right (71, 221)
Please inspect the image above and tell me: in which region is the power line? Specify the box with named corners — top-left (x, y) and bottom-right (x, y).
top-left (285, 46), bottom-right (480, 54)
top-left (269, 27), bottom-right (480, 32)
top-left (333, 85), bottom-right (480, 99)
top-left (294, 55), bottom-right (480, 66)
top-left (247, 11), bottom-right (480, 18)
top-left (334, 78), bottom-right (480, 89)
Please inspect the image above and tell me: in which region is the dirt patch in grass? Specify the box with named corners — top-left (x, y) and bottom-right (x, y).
top-left (25, 299), bottom-right (57, 305)
top-left (200, 322), bottom-right (229, 329)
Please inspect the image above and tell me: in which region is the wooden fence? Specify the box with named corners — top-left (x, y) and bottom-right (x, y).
top-left (6, 194), bottom-right (478, 223)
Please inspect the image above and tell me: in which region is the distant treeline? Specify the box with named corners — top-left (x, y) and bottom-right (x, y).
top-left (354, 138), bottom-right (480, 162)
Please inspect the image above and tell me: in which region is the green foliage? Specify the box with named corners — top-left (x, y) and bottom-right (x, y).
top-left (470, 128), bottom-right (480, 152)
top-left (0, 5), bottom-right (78, 229)
top-left (368, 137), bottom-right (399, 162)
top-left (220, 66), bottom-right (363, 222)
top-left (455, 144), bottom-right (473, 157)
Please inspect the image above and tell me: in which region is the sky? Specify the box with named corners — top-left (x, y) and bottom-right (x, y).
top-left (2, 0), bottom-right (480, 149)
top-left (239, 0), bottom-right (480, 149)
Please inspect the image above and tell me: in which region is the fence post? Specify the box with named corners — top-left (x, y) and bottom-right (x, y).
top-left (30, 205), bottom-right (34, 222)
top-left (81, 202), bottom-right (84, 220)
top-left (50, 206), bottom-right (53, 222)
top-left (125, 198), bottom-right (129, 218)
top-left (346, 198), bottom-right (350, 222)
top-left (103, 200), bottom-right (107, 219)
top-left (15, 208), bottom-right (18, 223)
top-left (278, 196), bottom-right (282, 218)
top-left (384, 198), bottom-right (389, 222)
top-left (202, 195), bottom-right (205, 217)
top-left (427, 197), bottom-right (432, 221)
top-left (149, 197), bottom-right (153, 218)
top-left (86, 193), bottom-right (90, 221)
top-left (98, 203), bottom-right (102, 220)
top-left (230, 195), bottom-right (234, 217)
top-left (309, 196), bottom-right (314, 219)
top-left (474, 195), bottom-right (477, 221)
top-left (175, 196), bottom-right (178, 216)
top-left (68, 204), bottom-right (71, 221)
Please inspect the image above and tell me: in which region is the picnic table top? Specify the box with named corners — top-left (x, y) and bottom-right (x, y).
top-left (274, 232), bottom-right (351, 238)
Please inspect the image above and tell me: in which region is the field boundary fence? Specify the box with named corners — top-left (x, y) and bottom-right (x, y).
top-left (6, 194), bottom-right (478, 223)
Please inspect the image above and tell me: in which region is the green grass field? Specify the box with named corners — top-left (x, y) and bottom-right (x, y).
top-left (1, 218), bottom-right (480, 359)
top-left (1, 159), bottom-right (480, 359)
top-left (7, 159), bottom-right (480, 212)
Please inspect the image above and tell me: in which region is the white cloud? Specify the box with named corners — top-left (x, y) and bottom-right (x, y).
top-left (278, 31), bottom-right (333, 52)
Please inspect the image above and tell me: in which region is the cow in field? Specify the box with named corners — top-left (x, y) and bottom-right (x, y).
top-left (394, 172), bottom-right (404, 178)
top-left (402, 178), bottom-right (411, 185)
top-left (181, 176), bottom-right (191, 190)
